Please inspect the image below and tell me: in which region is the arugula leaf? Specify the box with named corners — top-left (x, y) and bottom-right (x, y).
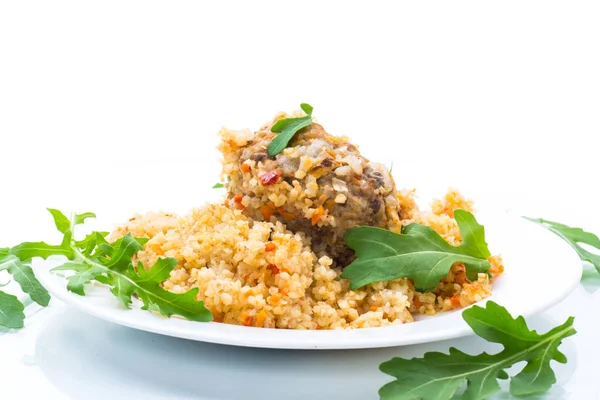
top-left (0, 208), bottom-right (100, 327)
top-left (0, 255), bottom-right (50, 306)
top-left (98, 234), bottom-right (147, 271)
top-left (341, 209), bottom-right (491, 290)
top-left (47, 209), bottom-right (96, 234)
top-left (268, 103), bottom-right (313, 156)
top-left (44, 215), bottom-right (213, 322)
top-left (379, 301), bottom-right (576, 399)
top-left (212, 183), bottom-right (225, 189)
top-left (9, 209), bottom-right (97, 262)
top-left (133, 258), bottom-right (206, 319)
top-left (0, 291), bottom-right (25, 329)
top-left (47, 208), bottom-right (71, 234)
top-left (75, 231), bottom-right (110, 256)
top-left (1, 208), bottom-right (212, 328)
top-left (75, 212), bottom-right (96, 225)
top-left (10, 234), bottom-right (74, 261)
top-left (55, 250), bottom-right (212, 321)
top-left (52, 262), bottom-right (104, 296)
top-left (524, 217), bottom-right (600, 273)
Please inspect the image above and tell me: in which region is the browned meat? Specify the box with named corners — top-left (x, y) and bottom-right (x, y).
top-left (219, 117), bottom-right (402, 265)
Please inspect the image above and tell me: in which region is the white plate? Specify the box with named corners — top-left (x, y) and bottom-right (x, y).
top-left (36, 211), bottom-right (582, 350)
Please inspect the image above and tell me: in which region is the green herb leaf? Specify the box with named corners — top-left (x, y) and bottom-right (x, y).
top-left (47, 208), bottom-right (71, 234)
top-left (524, 217), bottom-right (600, 273)
top-left (268, 103), bottom-right (313, 156)
top-left (133, 258), bottom-right (209, 320)
top-left (52, 262), bottom-right (104, 296)
top-left (98, 234), bottom-right (147, 271)
top-left (341, 209), bottom-right (491, 290)
top-left (0, 255), bottom-right (50, 306)
top-left (75, 212), bottom-right (96, 225)
top-left (0, 291), bottom-right (25, 329)
top-left (212, 183), bottom-right (225, 189)
top-left (379, 301), bottom-right (576, 399)
top-left (75, 231), bottom-right (110, 256)
top-left (9, 234), bottom-right (74, 261)
top-left (46, 209), bottom-right (95, 234)
top-left (43, 212), bottom-right (213, 322)
top-left (56, 251), bottom-right (212, 321)
top-left (300, 103), bottom-right (313, 115)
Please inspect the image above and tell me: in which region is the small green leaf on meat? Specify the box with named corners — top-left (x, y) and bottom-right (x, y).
top-left (268, 103), bottom-right (313, 156)
top-left (379, 301), bottom-right (576, 400)
top-left (341, 209), bottom-right (491, 291)
top-left (524, 217), bottom-right (600, 274)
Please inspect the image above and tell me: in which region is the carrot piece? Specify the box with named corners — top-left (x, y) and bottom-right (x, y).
top-left (269, 293), bottom-right (282, 305)
top-left (260, 204), bottom-right (274, 220)
top-left (413, 296), bottom-right (421, 309)
top-left (311, 206), bottom-right (324, 226)
top-left (276, 207), bottom-right (296, 221)
top-left (265, 242), bottom-right (277, 252)
top-left (450, 295), bottom-right (462, 308)
top-left (268, 264), bottom-right (280, 275)
top-left (254, 310), bottom-right (267, 327)
top-left (240, 163), bottom-right (251, 173)
top-left (233, 193), bottom-right (243, 203)
top-left (240, 312), bottom-right (253, 326)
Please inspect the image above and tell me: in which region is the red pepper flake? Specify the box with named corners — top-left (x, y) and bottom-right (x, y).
top-left (268, 264), bottom-right (280, 275)
top-left (259, 170), bottom-right (282, 185)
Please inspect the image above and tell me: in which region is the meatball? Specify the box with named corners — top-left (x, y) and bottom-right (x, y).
top-left (218, 115), bottom-right (402, 266)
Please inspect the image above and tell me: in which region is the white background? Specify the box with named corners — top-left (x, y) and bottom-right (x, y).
top-left (1, 1), bottom-right (599, 399)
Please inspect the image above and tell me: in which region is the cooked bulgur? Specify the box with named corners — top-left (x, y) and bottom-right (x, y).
top-left (112, 111), bottom-right (503, 330)
top-left (113, 188), bottom-right (503, 329)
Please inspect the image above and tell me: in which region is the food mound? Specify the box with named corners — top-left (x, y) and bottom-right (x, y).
top-left (113, 108), bottom-right (503, 330)
top-left (220, 118), bottom-right (402, 266)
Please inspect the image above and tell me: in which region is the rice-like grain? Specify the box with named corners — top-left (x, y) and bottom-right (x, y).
top-left (112, 189), bottom-right (501, 329)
